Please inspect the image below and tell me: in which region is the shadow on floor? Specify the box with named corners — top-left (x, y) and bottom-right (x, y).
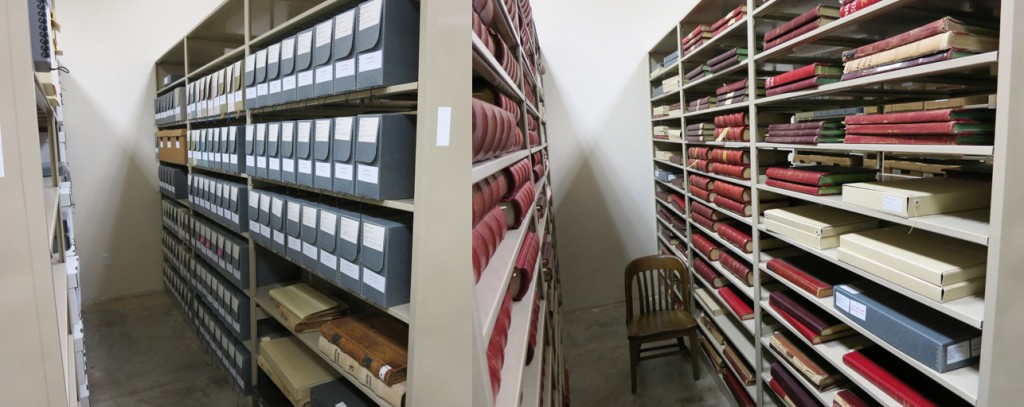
top-left (83, 291), bottom-right (248, 407)
top-left (562, 303), bottom-right (729, 407)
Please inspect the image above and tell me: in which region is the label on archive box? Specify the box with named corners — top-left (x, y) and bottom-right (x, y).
top-left (339, 258), bottom-right (359, 279)
top-left (261, 224), bottom-right (270, 238)
top-left (316, 162), bottom-right (331, 176)
top-left (282, 158), bottom-right (294, 171)
top-left (362, 223), bottom-right (386, 252)
top-left (315, 21), bottom-right (333, 48)
top-left (297, 121), bottom-right (311, 142)
top-left (835, 292), bottom-right (851, 313)
top-left (256, 50), bottom-right (267, 69)
top-left (321, 251), bottom-right (338, 268)
top-left (281, 122), bottom-right (294, 140)
top-left (303, 242), bottom-right (318, 259)
top-left (283, 75), bottom-right (297, 91)
top-left (334, 163), bottom-right (353, 181)
top-left (315, 66), bottom-right (332, 83)
top-left (315, 120), bottom-right (331, 142)
top-left (298, 71), bottom-right (314, 87)
top-left (273, 230), bottom-right (285, 245)
top-left (358, 51), bottom-right (382, 72)
top-left (335, 11), bottom-right (355, 39)
top-left (302, 206), bottom-right (318, 227)
top-left (359, 0), bottom-right (382, 31)
top-left (335, 60), bottom-right (355, 78)
top-left (320, 211), bottom-right (337, 233)
top-left (849, 299), bottom-right (867, 321)
top-left (358, 165), bottom-right (379, 185)
top-left (334, 117), bottom-right (353, 140)
top-left (881, 195), bottom-right (905, 214)
top-left (297, 31), bottom-right (313, 55)
top-left (270, 158), bottom-right (280, 171)
top-left (287, 202), bottom-right (300, 223)
top-left (281, 37), bottom-right (295, 60)
top-left (257, 83), bottom-right (268, 96)
top-left (257, 156), bottom-right (267, 169)
top-left (272, 198), bottom-right (283, 217)
top-left (298, 160), bottom-right (313, 174)
top-left (358, 117), bottom-right (379, 143)
top-left (245, 55), bottom-right (255, 72)
top-left (362, 268), bottom-right (386, 293)
top-left (288, 236), bottom-right (302, 251)
top-left (339, 217), bottom-right (359, 243)
top-left (268, 43), bottom-right (280, 62)
top-left (947, 340), bottom-right (971, 365)
top-left (269, 80), bottom-right (281, 94)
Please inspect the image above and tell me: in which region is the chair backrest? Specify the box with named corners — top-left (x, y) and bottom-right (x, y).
top-left (625, 254), bottom-right (692, 322)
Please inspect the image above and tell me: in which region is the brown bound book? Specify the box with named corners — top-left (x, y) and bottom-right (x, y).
top-left (841, 17), bottom-right (999, 62)
top-left (700, 313), bottom-right (726, 344)
top-left (769, 332), bottom-right (846, 390)
top-left (320, 315), bottom-right (410, 386)
top-left (700, 336), bottom-right (726, 370)
top-left (723, 344), bottom-right (755, 385)
top-left (843, 31), bottom-right (998, 73)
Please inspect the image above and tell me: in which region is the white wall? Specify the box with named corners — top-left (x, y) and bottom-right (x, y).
top-left (59, 0), bottom-right (219, 303)
top-left (533, 0), bottom-right (697, 312)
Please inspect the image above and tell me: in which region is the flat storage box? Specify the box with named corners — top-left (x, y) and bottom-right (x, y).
top-left (359, 212), bottom-right (413, 307)
top-left (833, 282), bottom-right (981, 373)
top-left (841, 178), bottom-right (992, 218)
top-left (311, 378), bottom-right (377, 407)
top-left (157, 129), bottom-right (188, 165)
top-left (257, 336), bottom-right (341, 407)
top-left (764, 205), bottom-right (878, 249)
top-left (353, 0), bottom-right (420, 90)
top-left (355, 114), bottom-right (416, 200)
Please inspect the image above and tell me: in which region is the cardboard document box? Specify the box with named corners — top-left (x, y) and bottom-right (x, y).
top-left (355, 114), bottom-right (415, 200)
top-left (210, 128), bottom-right (224, 171)
top-left (841, 178), bottom-right (992, 218)
top-left (255, 123), bottom-right (269, 179)
top-left (245, 124), bottom-right (257, 176)
top-left (280, 36), bottom-right (297, 104)
top-left (255, 48), bottom-right (269, 108)
top-left (300, 202), bottom-right (322, 271)
top-left (231, 60), bottom-right (245, 111)
top-left (159, 165), bottom-right (188, 199)
top-left (269, 194), bottom-right (288, 256)
top-left (226, 125), bottom-right (244, 174)
top-left (266, 42), bottom-right (282, 106)
top-left (837, 247), bottom-right (985, 303)
top-left (315, 205), bottom-right (341, 283)
top-left (332, 116), bottom-right (357, 195)
top-left (248, 190), bottom-right (262, 244)
top-left (280, 121), bottom-right (297, 185)
top-left (310, 378), bottom-right (376, 407)
top-left (194, 129), bottom-right (206, 168)
top-left (359, 212), bottom-right (412, 307)
top-left (296, 120), bottom-right (315, 187)
top-left (244, 53), bottom-right (257, 108)
top-left (764, 205), bottom-right (878, 249)
top-left (833, 282), bottom-right (981, 372)
top-left (354, 0), bottom-right (420, 90)
top-left (313, 119), bottom-right (334, 190)
top-left (312, 19), bottom-right (335, 97)
top-left (335, 208), bottom-right (362, 292)
top-left (295, 28), bottom-right (316, 100)
top-left (267, 122), bottom-right (282, 181)
top-left (332, 9), bottom-right (358, 94)
top-left (286, 197), bottom-right (306, 263)
top-left (257, 192), bottom-right (274, 247)
top-left (257, 336), bottom-right (341, 407)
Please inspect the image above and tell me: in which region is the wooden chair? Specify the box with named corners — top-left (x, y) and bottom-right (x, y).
top-left (625, 254), bottom-right (700, 393)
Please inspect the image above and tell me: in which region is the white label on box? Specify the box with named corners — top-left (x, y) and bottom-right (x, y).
top-left (315, 21), bottom-right (333, 47)
top-left (256, 124), bottom-right (267, 141)
top-left (260, 194), bottom-right (271, 212)
top-left (316, 162), bottom-right (331, 176)
top-left (334, 117), bottom-right (353, 140)
top-left (335, 10), bottom-right (355, 38)
top-left (362, 223), bottom-right (386, 252)
top-left (230, 155), bottom-right (238, 165)
top-left (288, 236), bottom-right (302, 251)
top-left (282, 158), bottom-right (294, 170)
top-left (281, 37), bottom-right (295, 60)
top-left (339, 258), bottom-right (359, 279)
top-left (230, 186), bottom-right (238, 201)
top-left (335, 163), bottom-right (353, 181)
top-left (298, 160), bottom-right (313, 174)
top-left (359, 0), bottom-right (382, 31)
top-left (261, 224), bottom-right (271, 238)
top-left (335, 60), bottom-right (355, 78)
top-left (281, 122), bottom-right (294, 141)
top-left (245, 54), bottom-right (255, 72)
top-left (298, 71), bottom-right (314, 86)
top-left (297, 31), bottom-right (313, 55)
top-left (358, 117), bottom-right (379, 143)
top-left (257, 83), bottom-right (268, 96)
top-left (283, 75), bottom-right (297, 91)
top-left (303, 207), bottom-right (318, 227)
top-left (303, 242), bottom-right (318, 259)
top-left (257, 156), bottom-right (267, 169)
top-left (340, 217), bottom-right (359, 243)
top-left (246, 156), bottom-right (254, 166)
top-left (246, 86), bottom-right (257, 100)
top-left (358, 51), bottom-right (383, 72)
top-left (947, 340), bottom-right (972, 364)
top-left (273, 230), bottom-right (285, 245)
top-left (315, 119), bottom-right (331, 142)
top-left (320, 211), bottom-right (337, 233)
top-left (358, 165), bottom-right (379, 184)
top-left (268, 43), bottom-right (280, 62)
top-left (315, 65), bottom-right (333, 83)
top-left (835, 292), bottom-right (851, 313)
top-left (231, 212), bottom-right (238, 223)
top-left (320, 251), bottom-right (338, 268)
top-left (269, 80), bottom-right (281, 93)
top-left (288, 202), bottom-right (300, 222)
top-left (270, 158), bottom-right (280, 171)
top-left (176, 141), bottom-right (181, 149)
top-left (272, 198), bottom-right (283, 217)
top-left (362, 268), bottom-right (386, 293)
top-left (881, 194), bottom-right (906, 214)
top-left (971, 337), bottom-right (982, 357)
top-left (256, 50), bottom-right (267, 68)
top-left (849, 300), bottom-right (867, 321)
top-left (250, 220), bottom-right (259, 233)
top-left (298, 121), bottom-right (312, 142)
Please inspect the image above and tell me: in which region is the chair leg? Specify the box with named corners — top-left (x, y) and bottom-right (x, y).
top-left (689, 331), bottom-right (701, 380)
top-left (629, 340), bottom-right (640, 393)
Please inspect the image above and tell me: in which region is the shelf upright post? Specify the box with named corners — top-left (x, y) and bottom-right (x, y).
top-left (979, 0), bottom-right (1024, 405)
top-left (406, 0), bottom-right (478, 405)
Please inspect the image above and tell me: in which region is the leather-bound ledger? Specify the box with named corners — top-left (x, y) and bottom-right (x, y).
top-left (766, 64), bottom-right (842, 89)
top-left (765, 17), bottom-right (837, 50)
top-left (722, 368), bottom-right (756, 407)
top-left (843, 346), bottom-right (971, 407)
top-left (718, 224), bottom-right (753, 253)
top-left (712, 126), bottom-right (756, 142)
top-left (694, 257), bottom-right (727, 287)
top-left (844, 32), bottom-right (998, 73)
top-left (708, 48), bottom-right (748, 67)
top-left (720, 252), bottom-right (753, 286)
top-left (713, 181), bottom-right (750, 203)
top-left (766, 76), bottom-right (840, 97)
top-left (269, 283), bottom-right (350, 333)
top-left (770, 290), bottom-right (850, 337)
top-left (700, 313), bottom-right (726, 344)
top-left (768, 127), bottom-right (846, 139)
top-left (770, 332), bottom-right (845, 391)
top-left (670, 194), bottom-right (687, 213)
top-left (846, 122), bottom-right (993, 135)
top-left (689, 173), bottom-right (714, 192)
top-left (769, 121), bottom-right (843, 132)
top-left (708, 148), bottom-right (748, 165)
top-left (691, 212), bottom-right (717, 232)
top-left (317, 336), bottom-right (406, 407)
top-left (842, 134), bottom-right (993, 145)
top-left (768, 377), bottom-right (795, 407)
top-left (841, 17), bottom-right (998, 62)
top-left (770, 362), bottom-right (822, 407)
top-left (320, 315), bottom-right (409, 386)
top-left (767, 255), bottom-right (853, 298)
top-left (711, 4), bottom-right (747, 32)
top-left (713, 195), bottom-right (789, 217)
top-left (692, 201), bottom-right (726, 221)
top-left (712, 163), bottom-right (759, 180)
top-left (688, 146), bottom-right (713, 160)
top-left (692, 234), bottom-right (722, 261)
top-left (845, 107), bottom-right (994, 125)
top-left (714, 112), bottom-right (747, 127)
top-left (765, 165), bottom-right (877, 186)
top-left (682, 24), bottom-right (713, 45)
top-left (723, 344), bottom-right (755, 385)
top-left (690, 184), bottom-right (716, 203)
top-left (699, 336), bottom-right (726, 369)
top-left (764, 5), bottom-right (839, 44)
top-left (840, 49), bottom-right (977, 81)
top-left (716, 78), bottom-right (749, 96)
top-left (832, 389), bottom-right (873, 407)
top-left (766, 178), bottom-right (843, 196)
top-left (710, 54), bottom-right (748, 73)
top-left (718, 287), bottom-right (753, 320)
top-left (764, 135), bottom-right (844, 144)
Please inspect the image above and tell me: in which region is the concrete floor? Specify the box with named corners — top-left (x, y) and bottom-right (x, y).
top-left (562, 303), bottom-right (729, 407)
top-left (84, 292), bottom-right (727, 406)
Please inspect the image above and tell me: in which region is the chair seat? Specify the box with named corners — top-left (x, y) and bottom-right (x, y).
top-left (627, 309), bottom-right (697, 339)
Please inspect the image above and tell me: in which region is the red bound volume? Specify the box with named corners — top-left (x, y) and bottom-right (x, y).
top-left (691, 212), bottom-right (716, 231)
top-left (765, 76), bottom-right (837, 97)
top-left (709, 149), bottom-right (748, 165)
top-left (768, 378), bottom-right (790, 403)
top-left (719, 252), bottom-right (754, 286)
top-left (766, 258), bottom-right (833, 297)
top-left (713, 181), bottom-right (750, 203)
top-left (714, 195), bottom-right (751, 217)
top-left (767, 128), bottom-right (839, 137)
top-left (711, 163), bottom-right (751, 180)
top-left (765, 64), bottom-right (838, 89)
top-left (722, 369), bottom-right (756, 407)
top-left (769, 291), bottom-right (844, 336)
top-left (768, 121), bottom-right (834, 131)
top-left (716, 79), bottom-right (748, 96)
top-left (842, 349), bottom-right (940, 407)
top-left (690, 201), bottom-right (718, 220)
top-left (845, 108), bottom-right (995, 125)
top-left (839, 0), bottom-right (882, 18)
top-left (765, 178), bottom-right (836, 196)
top-left (843, 134), bottom-right (993, 145)
top-left (689, 174), bottom-right (714, 191)
top-left (693, 257), bottom-right (726, 288)
top-left (687, 158), bottom-right (713, 172)
top-left (846, 122), bottom-right (993, 135)
top-left (763, 135), bottom-right (829, 144)
top-left (764, 167), bottom-right (828, 185)
top-left (764, 17), bottom-right (833, 50)
top-left (682, 24), bottom-right (712, 44)
top-left (689, 185), bottom-right (716, 202)
top-left (718, 287), bottom-right (753, 320)
top-left (770, 303), bottom-right (821, 343)
top-left (833, 389), bottom-right (872, 407)
top-left (692, 234), bottom-right (721, 261)
top-left (763, 5), bottom-right (838, 44)
top-left (670, 194), bottom-right (687, 213)
top-left (688, 146), bottom-right (712, 160)
top-left (718, 224), bottom-right (753, 253)
top-left (714, 112), bottom-right (747, 128)
top-left (842, 16), bottom-right (960, 61)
